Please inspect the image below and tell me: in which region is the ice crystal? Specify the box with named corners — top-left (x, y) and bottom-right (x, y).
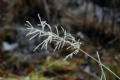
top-left (25, 14), bottom-right (120, 80)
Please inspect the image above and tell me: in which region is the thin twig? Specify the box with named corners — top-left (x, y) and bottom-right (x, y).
top-left (97, 52), bottom-right (106, 80)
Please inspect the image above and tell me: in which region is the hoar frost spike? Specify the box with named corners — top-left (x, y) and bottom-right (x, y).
top-left (26, 14), bottom-right (82, 59)
top-left (25, 14), bottom-right (120, 80)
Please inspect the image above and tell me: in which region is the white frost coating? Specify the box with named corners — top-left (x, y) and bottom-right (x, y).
top-left (25, 14), bottom-right (120, 80)
top-left (97, 52), bottom-right (106, 80)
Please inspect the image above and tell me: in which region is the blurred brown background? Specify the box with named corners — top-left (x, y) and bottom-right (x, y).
top-left (0, 0), bottom-right (120, 80)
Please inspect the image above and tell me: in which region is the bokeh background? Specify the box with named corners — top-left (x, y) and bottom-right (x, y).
top-left (0, 0), bottom-right (120, 80)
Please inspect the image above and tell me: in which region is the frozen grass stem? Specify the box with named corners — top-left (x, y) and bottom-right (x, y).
top-left (25, 14), bottom-right (120, 80)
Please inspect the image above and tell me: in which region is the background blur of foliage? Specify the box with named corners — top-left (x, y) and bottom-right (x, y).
top-left (0, 0), bottom-right (120, 80)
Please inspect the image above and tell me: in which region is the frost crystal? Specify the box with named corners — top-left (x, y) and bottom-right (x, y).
top-left (25, 14), bottom-right (120, 80)
top-left (26, 14), bottom-right (82, 59)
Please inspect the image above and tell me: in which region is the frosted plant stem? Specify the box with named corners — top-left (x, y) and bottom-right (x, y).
top-left (79, 49), bottom-right (120, 80)
top-left (102, 64), bottom-right (120, 80)
top-left (100, 74), bottom-right (103, 80)
top-left (25, 14), bottom-right (120, 80)
top-left (97, 52), bottom-right (106, 80)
